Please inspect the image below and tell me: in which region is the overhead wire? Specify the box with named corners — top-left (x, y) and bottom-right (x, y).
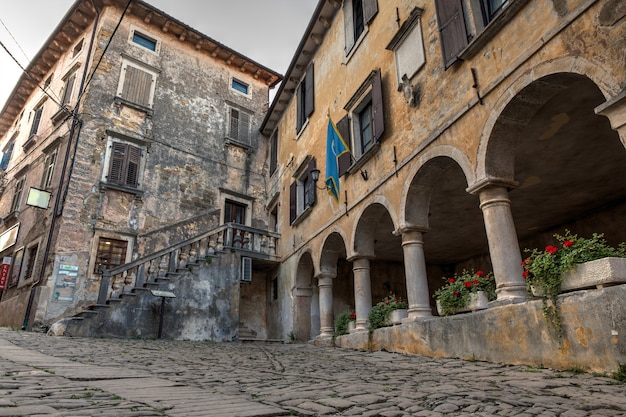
top-left (0, 17), bottom-right (30, 63)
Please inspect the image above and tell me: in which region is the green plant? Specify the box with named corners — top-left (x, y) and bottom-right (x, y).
top-left (334, 309), bottom-right (356, 337)
top-left (433, 269), bottom-right (496, 316)
top-left (612, 363), bottom-right (626, 383)
top-left (368, 293), bottom-right (408, 330)
top-left (522, 230), bottom-right (626, 341)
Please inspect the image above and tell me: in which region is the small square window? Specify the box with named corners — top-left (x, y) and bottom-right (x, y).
top-left (231, 79), bottom-right (249, 95)
top-left (132, 31), bottom-right (157, 51)
top-left (72, 39), bottom-right (84, 58)
top-left (94, 238), bottom-right (128, 273)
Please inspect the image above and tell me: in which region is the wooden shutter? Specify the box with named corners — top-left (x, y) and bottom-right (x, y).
top-left (269, 131), bottom-right (278, 175)
top-left (336, 116), bottom-right (352, 176)
top-left (343, 0), bottom-right (355, 53)
top-left (229, 108), bottom-right (240, 140)
top-left (0, 142), bottom-right (14, 170)
top-left (125, 145), bottom-right (141, 187)
top-left (122, 65), bottom-right (153, 107)
top-left (30, 107), bottom-right (43, 136)
top-left (435, 0), bottom-right (468, 68)
top-left (108, 142), bottom-right (126, 185)
top-left (363, 0), bottom-right (378, 24)
top-left (305, 158), bottom-right (316, 207)
top-left (304, 63), bottom-right (315, 119)
top-left (239, 111), bottom-right (250, 144)
top-left (296, 83), bottom-right (304, 132)
top-left (62, 73), bottom-right (76, 105)
top-left (241, 257), bottom-right (252, 282)
top-left (289, 182), bottom-right (297, 224)
top-left (371, 69), bottom-right (385, 143)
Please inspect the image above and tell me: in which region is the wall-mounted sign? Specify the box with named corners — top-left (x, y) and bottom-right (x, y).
top-left (53, 264), bottom-right (79, 302)
top-left (0, 223), bottom-right (19, 253)
top-left (26, 187), bottom-right (51, 209)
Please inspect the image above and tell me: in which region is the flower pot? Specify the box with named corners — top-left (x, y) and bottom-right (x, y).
top-left (436, 291), bottom-right (489, 315)
top-left (532, 257), bottom-right (626, 296)
top-left (389, 308), bottom-right (408, 325)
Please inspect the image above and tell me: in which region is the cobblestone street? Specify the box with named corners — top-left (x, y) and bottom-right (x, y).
top-left (1, 328), bottom-right (626, 416)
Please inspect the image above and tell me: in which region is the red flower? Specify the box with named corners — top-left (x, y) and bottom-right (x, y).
top-left (545, 245), bottom-right (559, 255)
top-left (473, 279), bottom-right (480, 285)
top-left (563, 240), bottom-right (574, 248)
top-left (464, 281), bottom-right (473, 288)
top-left (521, 258), bottom-right (530, 267)
top-left (349, 312), bottom-right (356, 320)
top-left (522, 270), bottom-right (529, 279)
top-left (448, 278), bottom-right (455, 284)
top-left (475, 270), bottom-right (484, 277)
top-left (453, 290), bottom-right (460, 297)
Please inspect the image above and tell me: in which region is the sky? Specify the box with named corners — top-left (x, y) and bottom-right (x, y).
top-left (0, 0), bottom-right (318, 108)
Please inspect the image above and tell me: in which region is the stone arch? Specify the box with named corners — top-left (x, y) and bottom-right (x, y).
top-left (401, 145), bottom-right (474, 229)
top-left (476, 56), bottom-right (622, 182)
top-left (320, 228), bottom-right (349, 275)
top-left (351, 196), bottom-right (399, 258)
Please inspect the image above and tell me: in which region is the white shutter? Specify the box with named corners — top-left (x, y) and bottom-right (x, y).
top-left (241, 257), bottom-right (252, 282)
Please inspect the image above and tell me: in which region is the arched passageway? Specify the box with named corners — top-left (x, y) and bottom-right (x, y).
top-left (293, 252), bottom-right (315, 341)
top-left (318, 232), bottom-right (350, 337)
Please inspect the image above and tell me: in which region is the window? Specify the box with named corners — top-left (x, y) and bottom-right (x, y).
top-left (386, 7), bottom-right (426, 84)
top-left (342, 69), bottom-right (385, 162)
top-left (132, 31), bottom-right (157, 51)
top-left (94, 238), bottom-right (128, 273)
top-left (343, 0), bottom-right (378, 55)
top-left (29, 105), bottom-right (44, 137)
top-left (61, 71), bottom-right (77, 106)
top-left (106, 142), bottom-right (142, 189)
top-left (269, 130), bottom-right (278, 176)
top-left (272, 276), bottom-right (278, 301)
top-left (20, 243), bottom-right (39, 285)
top-left (289, 157), bottom-right (317, 225)
top-left (224, 199), bottom-right (246, 224)
top-left (9, 176), bottom-right (25, 214)
top-left (8, 247), bottom-right (23, 288)
top-left (0, 142), bottom-right (15, 170)
top-left (72, 39), bottom-right (84, 58)
top-left (227, 106), bottom-right (252, 145)
top-left (435, 0), bottom-right (519, 68)
top-left (117, 60), bottom-right (158, 108)
top-left (41, 149), bottom-right (58, 189)
top-left (231, 78), bottom-right (249, 95)
top-left (296, 63), bottom-right (314, 134)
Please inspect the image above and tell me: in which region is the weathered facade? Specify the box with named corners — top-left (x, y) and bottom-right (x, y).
top-left (0, 0), bottom-right (280, 334)
top-left (260, 0), bottom-right (626, 372)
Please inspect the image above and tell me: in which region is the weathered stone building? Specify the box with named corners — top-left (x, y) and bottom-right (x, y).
top-left (260, 0), bottom-right (626, 372)
top-left (0, 0), bottom-right (280, 337)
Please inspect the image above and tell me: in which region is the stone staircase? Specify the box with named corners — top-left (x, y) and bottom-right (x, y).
top-left (53, 223), bottom-right (279, 340)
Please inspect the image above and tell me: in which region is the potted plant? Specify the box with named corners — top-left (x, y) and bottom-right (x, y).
top-left (522, 230), bottom-right (626, 340)
top-left (368, 293), bottom-right (408, 330)
top-left (334, 309), bottom-right (356, 337)
top-left (434, 269), bottom-right (496, 316)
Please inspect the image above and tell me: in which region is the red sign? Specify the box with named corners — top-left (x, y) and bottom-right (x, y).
top-left (0, 257), bottom-right (11, 290)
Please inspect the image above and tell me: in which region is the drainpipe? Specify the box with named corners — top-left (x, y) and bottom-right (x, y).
top-left (22, 0), bottom-right (100, 330)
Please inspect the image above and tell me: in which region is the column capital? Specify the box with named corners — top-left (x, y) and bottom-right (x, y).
top-left (595, 89), bottom-right (626, 131)
top-left (347, 254), bottom-right (375, 262)
top-left (393, 224), bottom-right (429, 236)
top-left (466, 177), bottom-right (519, 195)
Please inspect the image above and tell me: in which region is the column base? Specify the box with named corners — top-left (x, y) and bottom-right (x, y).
top-left (319, 327), bottom-right (334, 338)
top-left (405, 306), bottom-right (433, 321)
top-left (496, 283), bottom-right (530, 302)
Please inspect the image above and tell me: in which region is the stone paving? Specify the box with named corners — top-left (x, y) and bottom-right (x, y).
top-left (1, 328), bottom-right (626, 416)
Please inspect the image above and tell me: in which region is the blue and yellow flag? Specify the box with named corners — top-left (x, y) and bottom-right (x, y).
top-left (325, 117), bottom-right (349, 202)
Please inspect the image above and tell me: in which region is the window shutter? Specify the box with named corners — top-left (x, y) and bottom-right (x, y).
top-left (304, 63), bottom-right (315, 119)
top-left (62, 73), bottom-right (76, 106)
top-left (0, 142), bottom-right (14, 170)
top-left (229, 108), bottom-right (240, 140)
top-left (241, 257), bottom-right (252, 282)
top-left (363, 0), bottom-right (378, 24)
top-left (122, 65), bottom-right (152, 107)
top-left (343, 0), bottom-right (355, 53)
top-left (125, 145), bottom-right (141, 187)
top-left (239, 111), bottom-right (250, 144)
top-left (108, 142), bottom-right (126, 185)
top-left (435, 0), bottom-right (468, 68)
top-left (336, 116), bottom-right (352, 176)
top-left (30, 107), bottom-right (43, 137)
top-left (269, 131), bottom-right (278, 175)
top-left (289, 182), bottom-right (297, 224)
top-left (371, 69), bottom-right (385, 143)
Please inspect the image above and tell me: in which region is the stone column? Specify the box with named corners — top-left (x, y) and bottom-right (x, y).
top-left (595, 90), bottom-right (626, 149)
top-left (317, 273), bottom-right (335, 338)
top-left (400, 228), bottom-right (433, 320)
top-left (350, 256), bottom-right (373, 331)
top-left (477, 185), bottom-right (528, 301)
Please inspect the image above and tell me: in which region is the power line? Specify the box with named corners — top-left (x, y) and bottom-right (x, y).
top-left (0, 17), bottom-right (30, 63)
top-left (0, 39), bottom-right (63, 109)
